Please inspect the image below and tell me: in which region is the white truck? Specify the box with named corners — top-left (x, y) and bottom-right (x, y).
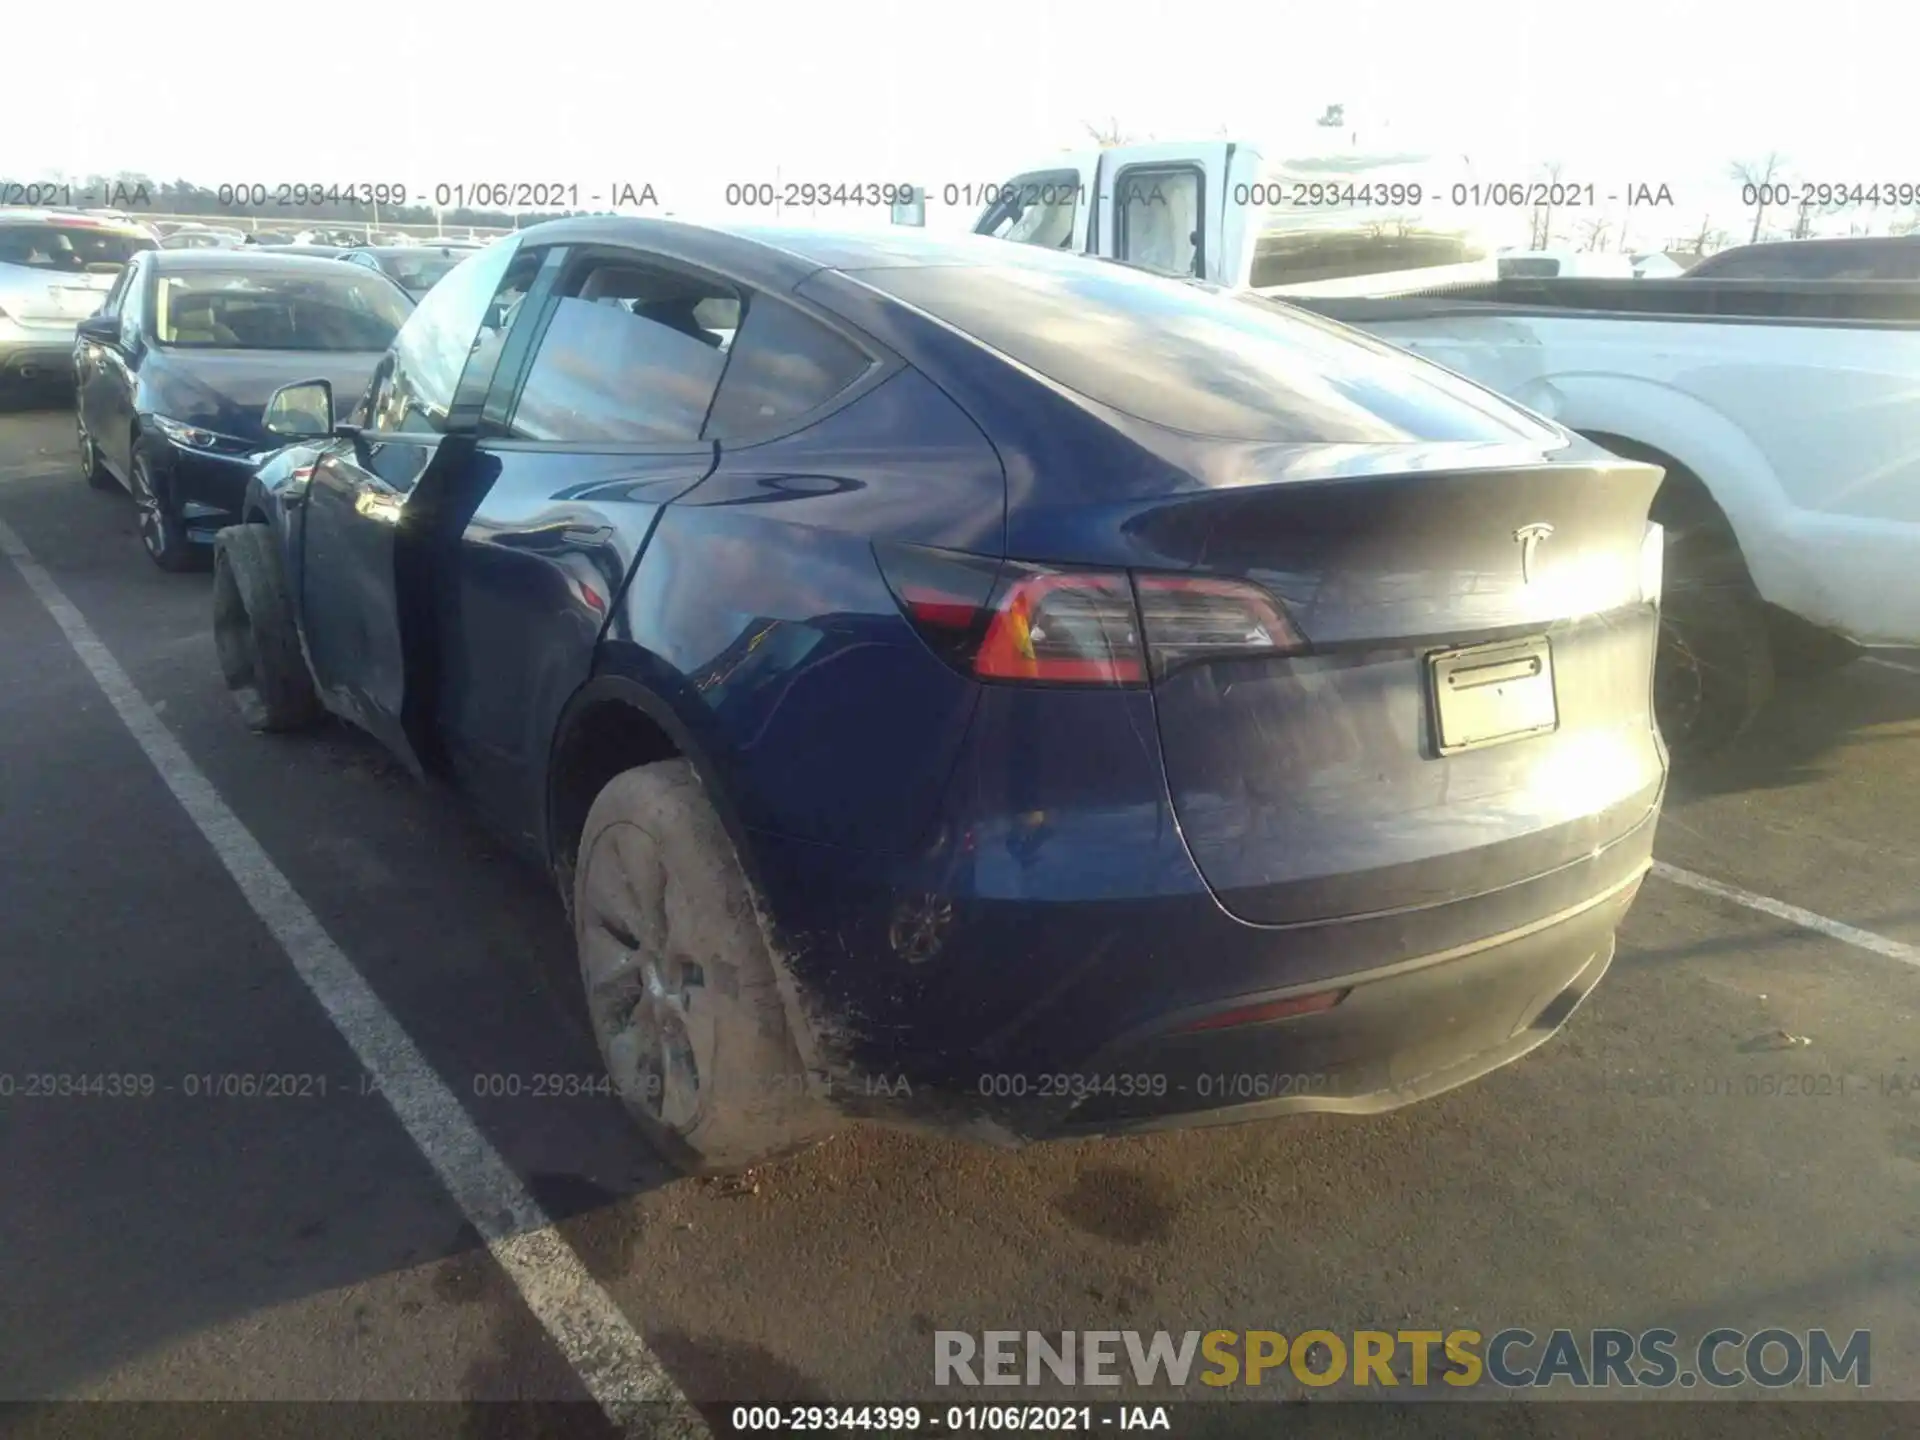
top-left (933, 139), bottom-right (1920, 753)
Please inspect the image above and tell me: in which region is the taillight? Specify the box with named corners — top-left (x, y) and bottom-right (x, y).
top-left (1135, 574), bottom-right (1304, 678)
top-left (875, 542), bottom-right (1303, 687)
top-left (975, 566), bottom-right (1143, 685)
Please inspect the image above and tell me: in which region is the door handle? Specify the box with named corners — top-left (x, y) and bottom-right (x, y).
top-left (560, 524), bottom-right (614, 545)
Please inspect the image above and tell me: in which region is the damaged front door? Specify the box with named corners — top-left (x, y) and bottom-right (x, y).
top-left (296, 236), bottom-right (540, 777)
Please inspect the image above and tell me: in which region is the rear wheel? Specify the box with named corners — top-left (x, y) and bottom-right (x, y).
top-left (573, 759), bottom-right (834, 1175)
top-left (212, 523), bottom-right (323, 732)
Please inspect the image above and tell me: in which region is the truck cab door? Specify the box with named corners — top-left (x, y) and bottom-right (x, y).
top-left (969, 153), bottom-right (1101, 255)
top-left (1089, 140), bottom-right (1234, 281)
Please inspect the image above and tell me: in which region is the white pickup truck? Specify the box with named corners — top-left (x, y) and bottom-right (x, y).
top-left (930, 139), bottom-right (1920, 753)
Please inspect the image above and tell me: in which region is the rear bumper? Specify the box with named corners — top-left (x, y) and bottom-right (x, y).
top-left (0, 323), bottom-right (77, 383)
top-left (1045, 869), bottom-right (1635, 1136)
top-left (750, 796), bottom-right (1658, 1143)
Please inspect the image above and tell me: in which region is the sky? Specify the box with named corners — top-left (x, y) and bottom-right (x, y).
top-left (7, 0), bottom-right (1913, 245)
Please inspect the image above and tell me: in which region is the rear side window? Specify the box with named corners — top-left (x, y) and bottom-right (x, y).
top-left (859, 260), bottom-right (1556, 444)
top-left (509, 258), bottom-right (736, 444)
top-left (703, 297), bottom-right (872, 439)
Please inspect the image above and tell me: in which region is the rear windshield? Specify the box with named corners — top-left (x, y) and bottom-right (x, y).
top-left (858, 260), bottom-right (1554, 443)
top-left (153, 269), bottom-right (413, 350)
top-left (0, 223), bottom-right (155, 273)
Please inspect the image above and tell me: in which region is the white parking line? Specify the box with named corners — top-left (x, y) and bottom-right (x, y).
top-left (1864, 655), bottom-right (1920, 678)
top-left (0, 514), bottom-right (707, 1438)
top-left (1652, 861), bottom-right (1920, 971)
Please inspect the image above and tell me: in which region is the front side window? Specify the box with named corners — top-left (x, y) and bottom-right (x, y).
top-left (509, 256), bottom-right (735, 444)
top-left (1114, 165), bottom-right (1203, 277)
top-left (366, 238), bottom-right (521, 435)
top-left (151, 268), bottom-right (411, 350)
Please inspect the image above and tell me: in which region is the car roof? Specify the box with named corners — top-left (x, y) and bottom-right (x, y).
top-left (358, 244), bottom-right (478, 258)
top-left (148, 249), bottom-right (373, 276)
top-left (0, 208), bottom-right (151, 232)
top-left (507, 214), bottom-right (1095, 292)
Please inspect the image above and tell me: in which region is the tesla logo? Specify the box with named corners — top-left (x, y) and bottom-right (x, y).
top-left (1514, 523), bottom-right (1554, 584)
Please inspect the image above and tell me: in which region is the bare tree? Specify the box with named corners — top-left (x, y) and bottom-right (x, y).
top-left (1574, 215), bottom-right (1612, 252)
top-left (1530, 161), bottom-right (1566, 249)
top-left (1684, 214), bottom-right (1727, 255)
top-left (1084, 117), bottom-right (1138, 149)
top-left (1729, 152), bottom-right (1787, 244)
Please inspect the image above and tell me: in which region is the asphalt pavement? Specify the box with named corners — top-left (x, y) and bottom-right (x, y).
top-left (2, 390), bottom-right (1916, 1436)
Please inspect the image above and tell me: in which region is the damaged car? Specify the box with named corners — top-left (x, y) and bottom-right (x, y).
top-left (215, 217), bottom-right (1667, 1173)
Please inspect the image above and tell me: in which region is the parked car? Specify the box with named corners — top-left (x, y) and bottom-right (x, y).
top-left (74, 250), bottom-right (413, 569)
top-left (941, 138), bottom-right (1920, 754)
top-left (0, 210), bottom-right (157, 386)
top-left (159, 224), bottom-right (247, 250)
top-left (215, 219), bottom-right (1665, 1173)
top-left (1495, 250), bottom-right (1637, 279)
top-left (1684, 235), bottom-right (1920, 281)
top-left (257, 243), bottom-right (354, 260)
top-left (337, 243), bottom-right (481, 299)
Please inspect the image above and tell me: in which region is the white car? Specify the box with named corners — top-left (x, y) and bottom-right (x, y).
top-left (0, 210), bottom-right (156, 386)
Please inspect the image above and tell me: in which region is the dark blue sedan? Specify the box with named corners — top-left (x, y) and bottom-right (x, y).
top-left (214, 217), bottom-right (1667, 1173)
top-left (73, 249), bottom-right (412, 569)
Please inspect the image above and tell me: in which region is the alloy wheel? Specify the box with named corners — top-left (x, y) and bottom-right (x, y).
top-left (130, 455), bottom-right (165, 559)
top-left (579, 824), bottom-right (713, 1132)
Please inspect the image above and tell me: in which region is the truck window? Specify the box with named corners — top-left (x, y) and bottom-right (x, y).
top-left (975, 169), bottom-right (1081, 251)
top-left (1113, 165), bottom-right (1203, 277)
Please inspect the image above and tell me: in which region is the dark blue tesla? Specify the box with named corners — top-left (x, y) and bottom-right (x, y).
top-left (73, 249), bottom-right (412, 569)
top-left (215, 217), bottom-right (1668, 1173)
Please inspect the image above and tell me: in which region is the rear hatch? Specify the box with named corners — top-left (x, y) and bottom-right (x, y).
top-left (1134, 449), bottom-right (1664, 924)
top-left (851, 254), bottom-right (1666, 926)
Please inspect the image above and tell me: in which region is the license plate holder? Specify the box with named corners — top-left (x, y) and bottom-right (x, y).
top-left (1428, 635), bottom-right (1558, 755)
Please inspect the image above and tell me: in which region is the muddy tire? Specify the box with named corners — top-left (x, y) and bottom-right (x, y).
top-left (1655, 571), bottom-right (1774, 758)
top-left (212, 524), bottom-right (323, 732)
top-left (574, 760), bottom-right (834, 1175)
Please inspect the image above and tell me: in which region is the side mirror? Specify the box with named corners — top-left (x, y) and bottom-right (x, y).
top-left (263, 379), bottom-right (335, 440)
top-left (75, 314), bottom-right (120, 346)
